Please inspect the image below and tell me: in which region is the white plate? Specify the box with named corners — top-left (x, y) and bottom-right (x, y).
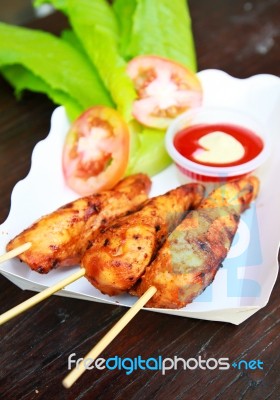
top-left (1, 69), bottom-right (280, 325)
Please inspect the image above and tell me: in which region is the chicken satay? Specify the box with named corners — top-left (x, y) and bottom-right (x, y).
top-left (6, 174), bottom-right (151, 273)
top-left (82, 183), bottom-right (205, 295)
top-left (132, 176), bottom-right (259, 308)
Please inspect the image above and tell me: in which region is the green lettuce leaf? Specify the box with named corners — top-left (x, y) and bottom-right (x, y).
top-left (0, 22), bottom-right (113, 115)
top-left (123, 0), bottom-right (197, 71)
top-left (35, 0), bottom-right (136, 121)
top-left (126, 125), bottom-right (172, 176)
top-left (60, 29), bottom-right (89, 57)
top-left (112, 0), bottom-right (137, 59)
top-left (1, 65), bottom-right (83, 120)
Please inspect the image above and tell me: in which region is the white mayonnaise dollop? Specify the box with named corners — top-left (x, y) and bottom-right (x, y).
top-left (193, 131), bottom-right (245, 164)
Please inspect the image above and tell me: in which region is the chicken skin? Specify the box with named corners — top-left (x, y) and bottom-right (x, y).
top-left (133, 176), bottom-right (259, 308)
top-left (82, 183), bottom-right (205, 295)
top-left (7, 174), bottom-right (151, 273)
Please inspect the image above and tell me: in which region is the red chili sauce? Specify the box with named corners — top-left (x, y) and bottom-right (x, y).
top-left (173, 123), bottom-right (264, 167)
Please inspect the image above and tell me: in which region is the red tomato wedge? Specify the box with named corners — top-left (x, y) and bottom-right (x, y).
top-left (127, 55), bottom-right (203, 129)
top-left (62, 106), bottom-right (130, 196)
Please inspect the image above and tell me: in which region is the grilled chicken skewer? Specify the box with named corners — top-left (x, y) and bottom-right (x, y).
top-left (0, 174), bottom-right (150, 325)
top-left (82, 183), bottom-right (205, 295)
top-left (6, 174), bottom-right (151, 273)
top-left (133, 176), bottom-right (260, 308)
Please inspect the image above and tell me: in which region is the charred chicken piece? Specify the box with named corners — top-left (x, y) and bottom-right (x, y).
top-left (133, 176), bottom-right (259, 308)
top-left (82, 183), bottom-right (205, 295)
top-left (7, 174), bottom-right (151, 273)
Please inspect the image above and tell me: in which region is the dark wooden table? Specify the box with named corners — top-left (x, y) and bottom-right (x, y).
top-left (1, 1), bottom-right (280, 399)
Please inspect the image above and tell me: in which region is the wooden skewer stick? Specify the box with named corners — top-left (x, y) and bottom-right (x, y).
top-left (62, 285), bottom-right (157, 389)
top-left (0, 242), bottom-right (32, 264)
top-left (0, 267), bottom-right (86, 326)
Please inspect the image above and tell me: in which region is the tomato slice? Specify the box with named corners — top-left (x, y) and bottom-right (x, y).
top-left (127, 55), bottom-right (203, 129)
top-left (62, 106), bottom-right (130, 196)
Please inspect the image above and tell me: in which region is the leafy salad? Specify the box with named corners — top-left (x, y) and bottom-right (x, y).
top-left (0, 0), bottom-right (202, 195)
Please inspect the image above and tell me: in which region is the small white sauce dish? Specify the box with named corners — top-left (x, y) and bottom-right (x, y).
top-left (165, 106), bottom-right (271, 182)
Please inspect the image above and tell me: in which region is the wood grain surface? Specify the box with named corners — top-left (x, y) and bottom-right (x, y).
top-left (0, 1), bottom-right (279, 399)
